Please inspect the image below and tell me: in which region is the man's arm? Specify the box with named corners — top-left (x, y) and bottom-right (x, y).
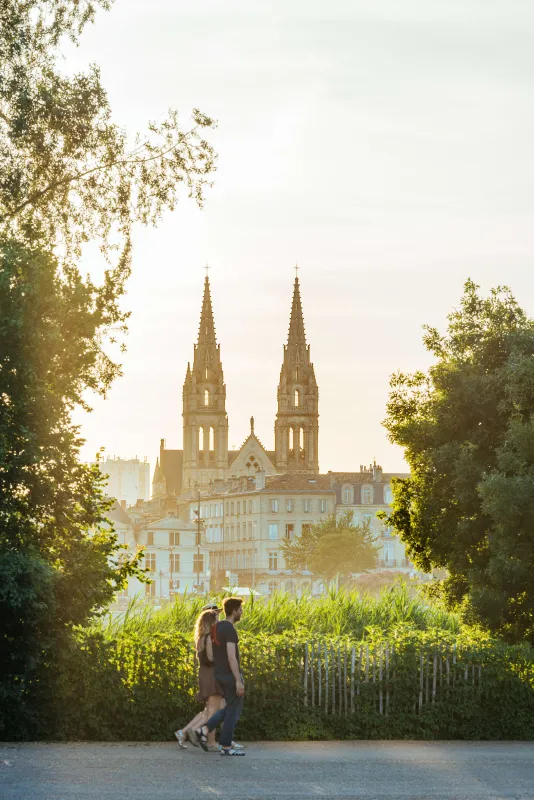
top-left (226, 642), bottom-right (245, 695)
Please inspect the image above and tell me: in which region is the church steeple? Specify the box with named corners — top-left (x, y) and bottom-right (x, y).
top-left (274, 275), bottom-right (319, 473)
top-left (182, 276), bottom-right (229, 490)
top-left (152, 457), bottom-right (166, 498)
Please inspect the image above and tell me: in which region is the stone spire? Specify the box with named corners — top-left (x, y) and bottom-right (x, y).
top-left (152, 457), bottom-right (166, 498)
top-left (274, 275), bottom-right (319, 474)
top-left (182, 276), bottom-right (228, 490)
top-left (287, 276), bottom-right (307, 347)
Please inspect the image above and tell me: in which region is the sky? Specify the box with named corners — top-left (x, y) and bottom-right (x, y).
top-left (66, 0), bottom-right (534, 475)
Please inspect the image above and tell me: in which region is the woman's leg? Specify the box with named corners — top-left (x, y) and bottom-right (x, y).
top-left (204, 695), bottom-right (222, 746)
top-left (183, 709), bottom-right (207, 732)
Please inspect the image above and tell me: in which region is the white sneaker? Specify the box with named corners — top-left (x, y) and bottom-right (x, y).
top-left (174, 730), bottom-right (187, 749)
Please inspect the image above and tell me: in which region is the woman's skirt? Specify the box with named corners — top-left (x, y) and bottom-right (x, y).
top-left (195, 664), bottom-right (220, 702)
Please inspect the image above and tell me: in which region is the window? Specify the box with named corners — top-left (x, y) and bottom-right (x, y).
top-left (193, 554), bottom-right (204, 573)
top-left (362, 485), bottom-right (373, 505)
top-left (342, 485), bottom-right (354, 505)
top-left (248, 500), bottom-right (252, 513)
top-left (144, 552), bottom-right (156, 573)
top-left (205, 366), bottom-right (208, 380)
top-left (145, 581), bottom-right (156, 598)
top-left (209, 427), bottom-right (215, 452)
top-left (236, 523), bottom-right (241, 541)
top-left (230, 502), bottom-right (234, 514)
top-left (286, 498), bottom-right (294, 512)
top-left (294, 366), bottom-right (299, 380)
top-left (170, 578), bottom-right (180, 592)
top-left (302, 523), bottom-right (312, 537)
top-left (320, 499), bottom-right (327, 513)
top-left (303, 499), bottom-right (312, 512)
top-left (268, 523), bottom-right (279, 540)
top-left (289, 427), bottom-right (294, 450)
top-left (268, 552), bottom-right (278, 571)
top-left (147, 531), bottom-right (154, 546)
top-left (237, 501), bottom-right (241, 514)
top-left (270, 499), bottom-right (279, 513)
top-left (248, 522), bottom-right (253, 539)
top-left (383, 541), bottom-right (395, 563)
top-left (169, 553), bottom-right (180, 573)
top-left (204, 389), bottom-right (209, 407)
top-left (225, 502), bottom-right (229, 514)
top-left (169, 532), bottom-right (180, 546)
top-left (384, 484), bottom-right (393, 505)
top-left (285, 523), bottom-right (295, 540)
top-left (294, 389), bottom-right (300, 408)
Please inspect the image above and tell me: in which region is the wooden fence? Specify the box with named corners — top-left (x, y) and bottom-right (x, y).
top-left (300, 642), bottom-right (483, 716)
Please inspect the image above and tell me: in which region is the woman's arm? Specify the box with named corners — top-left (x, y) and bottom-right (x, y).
top-left (206, 635), bottom-right (214, 662)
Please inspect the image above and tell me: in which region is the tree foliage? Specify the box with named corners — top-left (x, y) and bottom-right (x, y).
top-left (0, 1), bottom-right (216, 736)
top-left (0, 0), bottom-right (216, 265)
top-left (281, 512), bottom-right (377, 583)
top-left (383, 279), bottom-right (534, 643)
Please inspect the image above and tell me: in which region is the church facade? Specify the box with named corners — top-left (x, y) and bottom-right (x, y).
top-left (153, 274), bottom-right (320, 497)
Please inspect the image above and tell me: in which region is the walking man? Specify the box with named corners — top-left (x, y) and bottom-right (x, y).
top-left (195, 596), bottom-right (245, 756)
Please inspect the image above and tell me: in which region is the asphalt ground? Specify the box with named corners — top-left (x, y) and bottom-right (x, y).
top-left (1, 741), bottom-right (534, 800)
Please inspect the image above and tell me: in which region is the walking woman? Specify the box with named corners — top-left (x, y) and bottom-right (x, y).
top-left (174, 605), bottom-right (223, 751)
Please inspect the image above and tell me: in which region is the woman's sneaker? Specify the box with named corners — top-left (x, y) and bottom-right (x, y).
top-left (220, 747), bottom-right (245, 756)
top-left (231, 741), bottom-right (245, 750)
top-left (174, 729), bottom-right (187, 749)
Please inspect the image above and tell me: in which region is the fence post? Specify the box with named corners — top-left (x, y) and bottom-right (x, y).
top-left (379, 646), bottom-right (383, 715)
top-left (432, 650), bottom-right (437, 704)
top-left (419, 651), bottom-right (423, 711)
top-left (350, 647), bottom-right (356, 713)
top-left (385, 643), bottom-right (390, 717)
top-left (325, 644), bottom-right (329, 715)
top-left (304, 642), bottom-right (309, 707)
top-left (331, 645), bottom-right (335, 715)
top-left (310, 642), bottom-right (315, 708)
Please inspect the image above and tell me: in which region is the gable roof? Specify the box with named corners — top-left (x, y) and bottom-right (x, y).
top-left (228, 432), bottom-right (277, 473)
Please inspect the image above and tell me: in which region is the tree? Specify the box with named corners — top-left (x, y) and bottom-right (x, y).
top-left (281, 512), bottom-right (377, 585)
top-left (0, 0), bottom-right (216, 265)
top-left (0, 1), bottom-right (216, 736)
top-left (383, 279), bottom-right (534, 643)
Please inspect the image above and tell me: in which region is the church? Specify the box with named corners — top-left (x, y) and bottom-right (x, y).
top-left (152, 273), bottom-right (320, 497)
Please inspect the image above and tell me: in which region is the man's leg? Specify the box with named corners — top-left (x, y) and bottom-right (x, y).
top-left (219, 687), bottom-right (244, 750)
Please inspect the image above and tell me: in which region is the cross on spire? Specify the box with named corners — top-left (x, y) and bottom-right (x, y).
top-left (294, 263), bottom-right (299, 279)
top-left (204, 263), bottom-right (210, 279)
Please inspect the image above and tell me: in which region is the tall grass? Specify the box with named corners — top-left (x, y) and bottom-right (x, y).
top-left (93, 584), bottom-right (462, 641)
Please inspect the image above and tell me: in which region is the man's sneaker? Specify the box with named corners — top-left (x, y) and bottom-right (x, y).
top-left (174, 729), bottom-right (187, 749)
top-left (220, 747), bottom-right (246, 756)
top-left (232, 741), bottom-right (245, 749)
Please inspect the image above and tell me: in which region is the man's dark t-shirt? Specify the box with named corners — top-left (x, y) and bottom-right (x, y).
top-left (211, 620), bottom-right (240, 679)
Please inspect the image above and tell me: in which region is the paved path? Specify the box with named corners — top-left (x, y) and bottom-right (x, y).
top-left (1, 741), bottom-right (534, 800)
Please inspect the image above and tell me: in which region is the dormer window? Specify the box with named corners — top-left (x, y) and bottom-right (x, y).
top-left (342, 484), bottom-right (354, 505)
top-left (362, 485), bottom-right (373, 505)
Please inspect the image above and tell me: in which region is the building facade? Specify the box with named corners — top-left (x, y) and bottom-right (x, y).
top-left (329, 463), bottom-right (412, 573)
top-left (183, 472), bottom-right (335, 595)
top-left (97, 456), bottom-right (151, 508)
top-left (105, 502), bottom-right (210, 602)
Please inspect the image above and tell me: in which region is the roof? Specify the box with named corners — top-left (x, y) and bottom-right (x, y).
top-left (263, 474), bottom-right (335, 493)
top-left (328, 471), bottom-right (409, 485)
top-left (146, 516), bottom-right (196, 531)
top-left (106, 498), bottom-right (133, 526)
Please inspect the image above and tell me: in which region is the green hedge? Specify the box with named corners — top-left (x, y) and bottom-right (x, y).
top-left (7, 627), bottom-right (533, 741)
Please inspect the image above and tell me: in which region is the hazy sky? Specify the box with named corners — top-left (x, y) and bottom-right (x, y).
top-left (67, 0), bottom-right (534, 475)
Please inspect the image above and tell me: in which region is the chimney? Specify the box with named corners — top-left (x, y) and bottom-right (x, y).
top-left (120, 499), bottom-right (126, 510)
